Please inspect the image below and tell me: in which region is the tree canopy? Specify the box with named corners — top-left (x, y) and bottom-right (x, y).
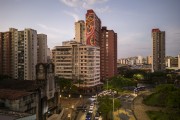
top-left (98, 96), bottom-right (121, 120)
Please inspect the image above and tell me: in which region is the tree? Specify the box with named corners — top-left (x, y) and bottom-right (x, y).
top-left (55, 76), bottom-right (72, 92)
top-left (133, 74), bottom-right (144, 81)
top-left (107, 76), bottom-right (136, 91)
top-left (0, 75), bottom-right (12, 80)
top-left (98, 96), bottom-right (121, 120)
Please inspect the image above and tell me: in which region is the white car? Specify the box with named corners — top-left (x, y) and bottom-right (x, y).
top-left (89, 110), bottom-right (93, 113)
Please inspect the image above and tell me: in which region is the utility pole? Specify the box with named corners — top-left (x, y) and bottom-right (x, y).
top-left (106, 79), bottom-right (108, 90)
top-left (113, 92), bottom-right (114, 120)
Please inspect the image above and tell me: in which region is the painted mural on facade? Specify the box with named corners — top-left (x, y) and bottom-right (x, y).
top-left (86, 12), bottom-right (95, 46)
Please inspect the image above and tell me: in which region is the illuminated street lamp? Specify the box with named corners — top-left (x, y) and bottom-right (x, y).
top-left (59, 95), bottom-right (62, 108)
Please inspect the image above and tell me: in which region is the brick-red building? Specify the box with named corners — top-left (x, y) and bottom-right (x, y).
top-left (0, 32), bottom-right (12, 76)
top-left (100, 27), bottom-right (117, 81)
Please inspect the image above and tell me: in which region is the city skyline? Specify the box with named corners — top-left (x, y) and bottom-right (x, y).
top-left (0, 0), bottom-right (180, 58)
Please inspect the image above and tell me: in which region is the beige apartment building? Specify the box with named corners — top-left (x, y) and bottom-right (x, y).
top-left (37, 34), bottom-right (47, 63)
top-left (152, 28), bottom-right (165, 72)
top-left (52, 41), bottom-right (101, 88)
top-left (147, 55), bottom-right (152, 65)
top-left (75, 20), bottom-right (86, 44)
top-left (0, 28), bottom-right (38, 80)
top-left (24, 29), bottom-right (37, 80)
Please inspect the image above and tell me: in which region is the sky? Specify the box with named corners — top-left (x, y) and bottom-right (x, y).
top-left (0, 0), bottom-right (180, 58)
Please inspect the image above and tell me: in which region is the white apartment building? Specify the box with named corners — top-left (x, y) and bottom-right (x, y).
top-left (75, 20), bottom-right (86, 44)
top-left (52, 41), bottom-right (100, 88)
top-left (37, 34), bottom-right (47, 63)
top-left (136, 55), bottom-right (143, 64)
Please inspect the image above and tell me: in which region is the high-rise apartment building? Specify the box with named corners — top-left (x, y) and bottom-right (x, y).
top-left (152, 28), bottom-right (165, 72)
top-left (52, 41), bottom-right (100, 88)
top-left (0, 28), bottom-right (39, 80)
top-left (25, 29), bottom-right (37, 80)
top-left (100, 27), bottom-right (117, 81)
top-left (9, 28), bottom-right (19, 79)
top-left (75, 20), bottom-right (86, 44)
top-left (17, 29), bottom-right (37, 80)
top-left (0, 32), bottom-right (12, 76)
top-left (37, 34), bottom-right (47, 63)
top-left (86, 9), bottom-right (101, 46)
top-left (47, 48), bottom-right (52, 63)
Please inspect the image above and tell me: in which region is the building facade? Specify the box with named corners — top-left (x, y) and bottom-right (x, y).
top-left (17, 29), bottom-right (37, 80)
top-left (0, 32), bottom-right (12, 76)
top-left (100, 27), bottom-right (117, 81)
top-left (152, 28), bottom-right (165, 72)
top-left (75, 20), bottom-right (86, 44)
top-left (0, 28), bottom-right (48, 80)
top-left (0, 89), bottom-right (37, 114)
top-left (86, 9), bottom-right (101, 46)
top-left (166, 57), bottom-right (178, 68)
top-left (37, 34), bottom-right (47, 63)
top-left (52, 41), bottom-right (101, 88)
top-left (0, 63), bottom-right (58, 120)
top-left (147, 55), bottom-right (152, 65)
top-left (136, 56), bottom-right (143, 64)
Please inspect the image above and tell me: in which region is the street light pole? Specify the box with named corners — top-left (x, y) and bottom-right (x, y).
top-left (113, 93), bottom-right (114, 120)
top-left (107, 79), bottom-right (108, 90)
top-left (59, 94), bottom-right (62, 108)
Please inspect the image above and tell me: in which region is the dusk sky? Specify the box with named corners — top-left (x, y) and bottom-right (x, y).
top-left (0, 0), bottom-right (180, 58)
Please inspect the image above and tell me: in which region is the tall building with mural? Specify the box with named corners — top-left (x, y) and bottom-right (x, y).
top-left (86, 9), bottom-right (101, 47)
top-left (152, 28), bottom-right (165, 72)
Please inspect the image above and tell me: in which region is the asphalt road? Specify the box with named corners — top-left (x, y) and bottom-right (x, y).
top-left (118, 94), bottom-right (136, 120)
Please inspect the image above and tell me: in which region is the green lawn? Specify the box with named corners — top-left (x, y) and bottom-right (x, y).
top-left (143, 84), bottom-right (180, 108)
top-left (146, 111), bottom-right (180, 120)
top-left (144, 84), bottom-right (180, 120)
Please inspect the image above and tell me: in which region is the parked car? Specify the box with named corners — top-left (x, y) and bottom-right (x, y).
top-left (86, 113), bottom-right (92, 120)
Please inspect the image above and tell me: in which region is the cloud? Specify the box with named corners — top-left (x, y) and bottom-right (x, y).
top-left (95, 6), bottom-right (111, 13)
top-left (175, 32), bottom-right (180, 34)
top-left (60, 0), bottom-right (110, 13)
top-left (63, 11), bottom-right (79, 22)
top-left (60, 0), bottom-right (81, 7)
top-left (60, 0), bottom-right (109, 7)
top-left (37, 24), bottom-right (69, 35)
top-left (37, 24), bottom-right (60, 33)
top-left (85, 0), bottom-right (109, 4)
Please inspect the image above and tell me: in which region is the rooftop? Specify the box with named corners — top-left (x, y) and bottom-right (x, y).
top-left (0, 79), bottom-right (38, 91)
top-left (0, 89), bottom-right (32, 100)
